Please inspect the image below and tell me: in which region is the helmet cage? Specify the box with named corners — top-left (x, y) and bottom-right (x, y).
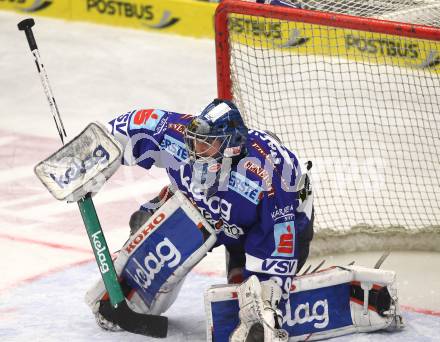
top-left (184, 129), bottom-right (232, 164)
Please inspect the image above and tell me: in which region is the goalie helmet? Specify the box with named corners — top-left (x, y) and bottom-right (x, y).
top-left (185, 99), bottom-right (248, 162)
top-left (184, 99), bottom-right (248, 193)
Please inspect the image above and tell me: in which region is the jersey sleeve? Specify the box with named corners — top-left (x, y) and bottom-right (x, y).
top-left (106, 109), bottom-right (170, 170)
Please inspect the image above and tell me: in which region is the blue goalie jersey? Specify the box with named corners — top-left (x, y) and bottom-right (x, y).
top-left (107, 108), bottom-right (314, 294)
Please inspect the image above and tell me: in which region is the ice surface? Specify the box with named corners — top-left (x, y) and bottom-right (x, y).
top-left (1, 262), bottom-right (439, 341)
top-left (0, 9), bottom-right (439, 342)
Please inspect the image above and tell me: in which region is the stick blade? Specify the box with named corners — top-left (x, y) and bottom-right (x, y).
top-left (99, 300), bottom-right (168, 338)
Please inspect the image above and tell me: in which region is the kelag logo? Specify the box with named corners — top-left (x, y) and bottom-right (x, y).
top-left (122, 207), bottom-right (205, 306)
top-left (15, 0), bottom-right (53, 12)
top-left (49, 145), bottom-right (110, 189)
top-left (283, 283), bottom-right (353, 336)
top-left (125, 237), bottom-right (182, 291)
top-left (86, 0), bottom-right (180, 29)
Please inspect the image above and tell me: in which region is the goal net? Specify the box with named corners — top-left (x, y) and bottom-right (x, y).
top-left (215, 0), bottom-right (440, 253)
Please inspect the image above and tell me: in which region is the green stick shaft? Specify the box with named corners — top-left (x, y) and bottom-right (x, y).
top-left (78, 196), bottom-right (125, 307)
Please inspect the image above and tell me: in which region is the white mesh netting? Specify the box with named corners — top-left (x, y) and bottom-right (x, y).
top-left (218, 0), bottom-right (440, 252)
top-left (292, 0), bottom-right (440, 27)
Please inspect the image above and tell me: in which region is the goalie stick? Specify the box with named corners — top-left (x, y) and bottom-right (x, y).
top-left (17, 18), bottom-right (168, 338)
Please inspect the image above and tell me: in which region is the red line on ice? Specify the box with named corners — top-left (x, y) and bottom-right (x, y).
top-left (2, 258), bottom-right (440, 319)
top-left (400, 305), bottom-right (440, 317)
top-left (193, 269), bottom-right (225, 277)
top-left (0, 233), bottom-right (92, 254)
top-left (0, 258), bottom-right (94, 294)
top-left (0, 307), bottom-right (18, 318)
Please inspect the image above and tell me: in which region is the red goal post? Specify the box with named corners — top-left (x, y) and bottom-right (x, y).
top-left (214, 0), bottom-right (440, 254)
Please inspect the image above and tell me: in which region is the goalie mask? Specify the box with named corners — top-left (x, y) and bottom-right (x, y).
top-left (184, 99), bottom-right (248, 194)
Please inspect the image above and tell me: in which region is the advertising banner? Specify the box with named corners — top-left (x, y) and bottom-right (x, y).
top-left (1, 0), bottom-right (217, 38)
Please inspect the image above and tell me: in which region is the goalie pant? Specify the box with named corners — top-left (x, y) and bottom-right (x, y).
top-left (85, 191), bottom-right (217, 319)
top-left (205, 265), bottom-right (404, 342)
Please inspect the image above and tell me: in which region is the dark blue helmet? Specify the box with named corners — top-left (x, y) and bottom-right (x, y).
top-left (184, 99), bottom-right (248, 164)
